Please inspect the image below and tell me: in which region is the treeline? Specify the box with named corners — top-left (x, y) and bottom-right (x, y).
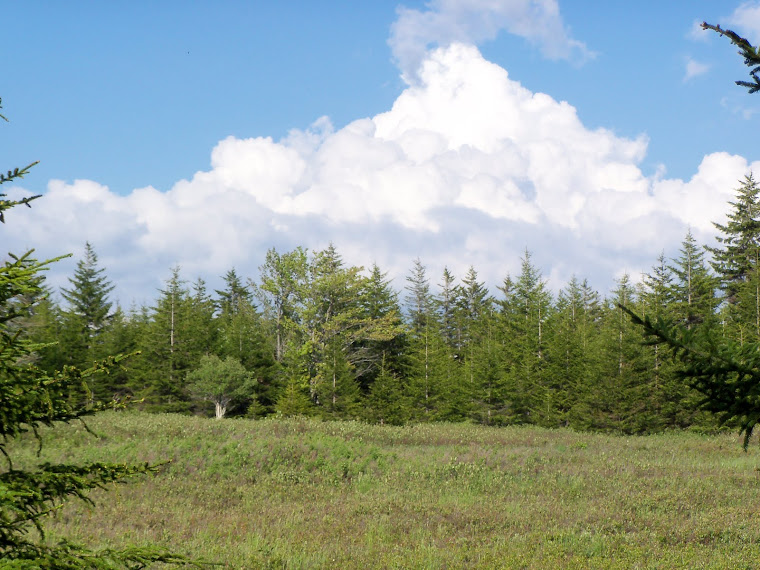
top-left (21, 175), bottom-right (760, 433)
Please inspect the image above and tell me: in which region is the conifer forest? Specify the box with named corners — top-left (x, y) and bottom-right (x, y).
top-left (21, 174), bottom-right (760, 435)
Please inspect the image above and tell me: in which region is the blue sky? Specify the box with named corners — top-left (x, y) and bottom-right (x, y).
top-left (3, 1), bottom-right (760, 305)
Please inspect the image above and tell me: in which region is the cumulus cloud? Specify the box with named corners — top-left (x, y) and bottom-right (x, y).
top-left (684, 58), bottom-right (710, 81)
top-left (389, 0), bottom-right (593, 83)
top-left (6, 43), bottom-right (757, 304)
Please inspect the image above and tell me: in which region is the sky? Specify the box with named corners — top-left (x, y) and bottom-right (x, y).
top-left (3, 1), bottom-right (760, 307)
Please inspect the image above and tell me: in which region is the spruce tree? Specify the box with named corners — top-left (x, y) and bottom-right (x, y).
top-left (404, 258), bottom-right (447, 420)
top-left (355, 263), bottom-right (406, 392)
top-left (592, 275), bottom-right (647, 432)
top-left (549, 276), bottom-right (603, 428)
top-left (451, 266), bottom-right (491, 422)
top-left (0, 100), bottom-right (193, 566)
top-left (669, 229), bottom-right (718, 329)
top-left (702, 22), bottom-right (760, 93)
top-left (508, 250), bottom-right (554, 425)
top-left (620, 23), bottom-right (760, 446)
top-left (135, 267), bottom-right (195, 412)
top-left (704, 175), bottom-right (760, 346)
top-left (60, 242), bottom-right (115, 361)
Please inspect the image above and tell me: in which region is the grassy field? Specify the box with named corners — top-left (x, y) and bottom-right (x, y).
top-left (7, 412), bottom-right (760, 569)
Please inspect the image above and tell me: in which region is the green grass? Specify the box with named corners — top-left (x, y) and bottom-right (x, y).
top-left (7, 412), bottom-right (760, 568)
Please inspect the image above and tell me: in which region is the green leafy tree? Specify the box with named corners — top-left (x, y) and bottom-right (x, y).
top-left (255, 247), bottom-right (308, 364)
top-left (0, 100), bottom-right (193, 567)
top-left (186, 354), bottom-right (254, 418)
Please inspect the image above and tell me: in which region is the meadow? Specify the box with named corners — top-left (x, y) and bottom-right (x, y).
top-left (9, 412), bottom-right (760, 569)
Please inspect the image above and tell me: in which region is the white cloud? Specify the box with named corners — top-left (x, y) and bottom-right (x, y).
top-left (688, 20), bottom-right (710, 42)
top-left (6, 43), bottom-right (757, 304)
top-left (727, 2), bottom-right (760, 45)
top-left (389, 0), bottom-right (593, 83)
top-left (684, 58), bottom-right (710, 81)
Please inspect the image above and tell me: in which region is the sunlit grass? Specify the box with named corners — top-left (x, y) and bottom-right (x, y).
top-left (7, 412), bottom-right (760, 568)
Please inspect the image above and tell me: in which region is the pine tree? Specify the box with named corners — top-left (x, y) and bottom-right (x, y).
top-left (702, 22), bottom-right (760, 93)
top-left (670, 229), bottom-right (718, 328)
top-left (667, 231), bottom-right (721, 428)
top-left (549, 276), bottom-right (603, 428)
top-left (0, 99), bottom-right (193, 566)
top-left (135, 267), bottom-right (195, 412)
top-left (404, 258), bottom-right (447, 420)
top-left (214, 272), bottom-right (276, 415)
top-left (507, 250), bottom-right (554, 425)
top-left (592, 275), bottom-right (648, 432)
top-left (707, 175), bottom-right (760, 331)
top-left (366, 355), bottom-right (409, 425)
top-left (621, 25), bottom-right (760, 446)
top-left (637, 253), bottom-right (680, 431)
top-left (60, 242), bottom-right (115, 365)
top-left (437, 267), bottom-right (459, 351)
top-left (451, 266), bottom-right (492, 422)
top-left (354, 263), bottom-right (406, 392)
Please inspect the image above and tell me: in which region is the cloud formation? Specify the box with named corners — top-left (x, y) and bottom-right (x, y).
top-left (389, 0), bottom-right (593, 83)
top-left (684, 58), bottom-right (710, 81)
top-left (6, 43), bottom-right (756, 304)
top-left (727, 2), bottom-right (760, 44)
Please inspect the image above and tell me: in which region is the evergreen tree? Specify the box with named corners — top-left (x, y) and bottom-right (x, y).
top-left (437, 267), bottom-right (459, 351)
top-left (215, 268), bottom-right (251, 317)
top-left (354, 263), bottom-right (406, 391)
top-left (135, 267), bottom-right (195, 412)
top-left (60, 242), bottom-right (115, 365)
top-left (669, 229), bottom-right (718, 328)
top-left (468, 303), bottom-right (509, 425)
top-left (505, 250), bottom-right (554, 425)
top-left (549, 276), bottom-right (603, 428)
top-left (366, 355), bottom-right (409, 425)
top-left (404, 258), bottom-right (447, 420)
top-left (667, 231), bottom-right (721, 428)
top-left (451, 266), bottom-right (492, 422)
top-left (591, 275), bottom-right (648, 432)
top-left (707, 175), bottom-right (760, 337)
top-left (702, 22), bottom-right (760, 93)
top-left (0, 100), bottom-right (192, 566)
top-left (638, 254), bottom-right (680, 431)
top-left (188, 277), bottom-right (218, 358)
top-left (214, 272), bottom-right (276, 414)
